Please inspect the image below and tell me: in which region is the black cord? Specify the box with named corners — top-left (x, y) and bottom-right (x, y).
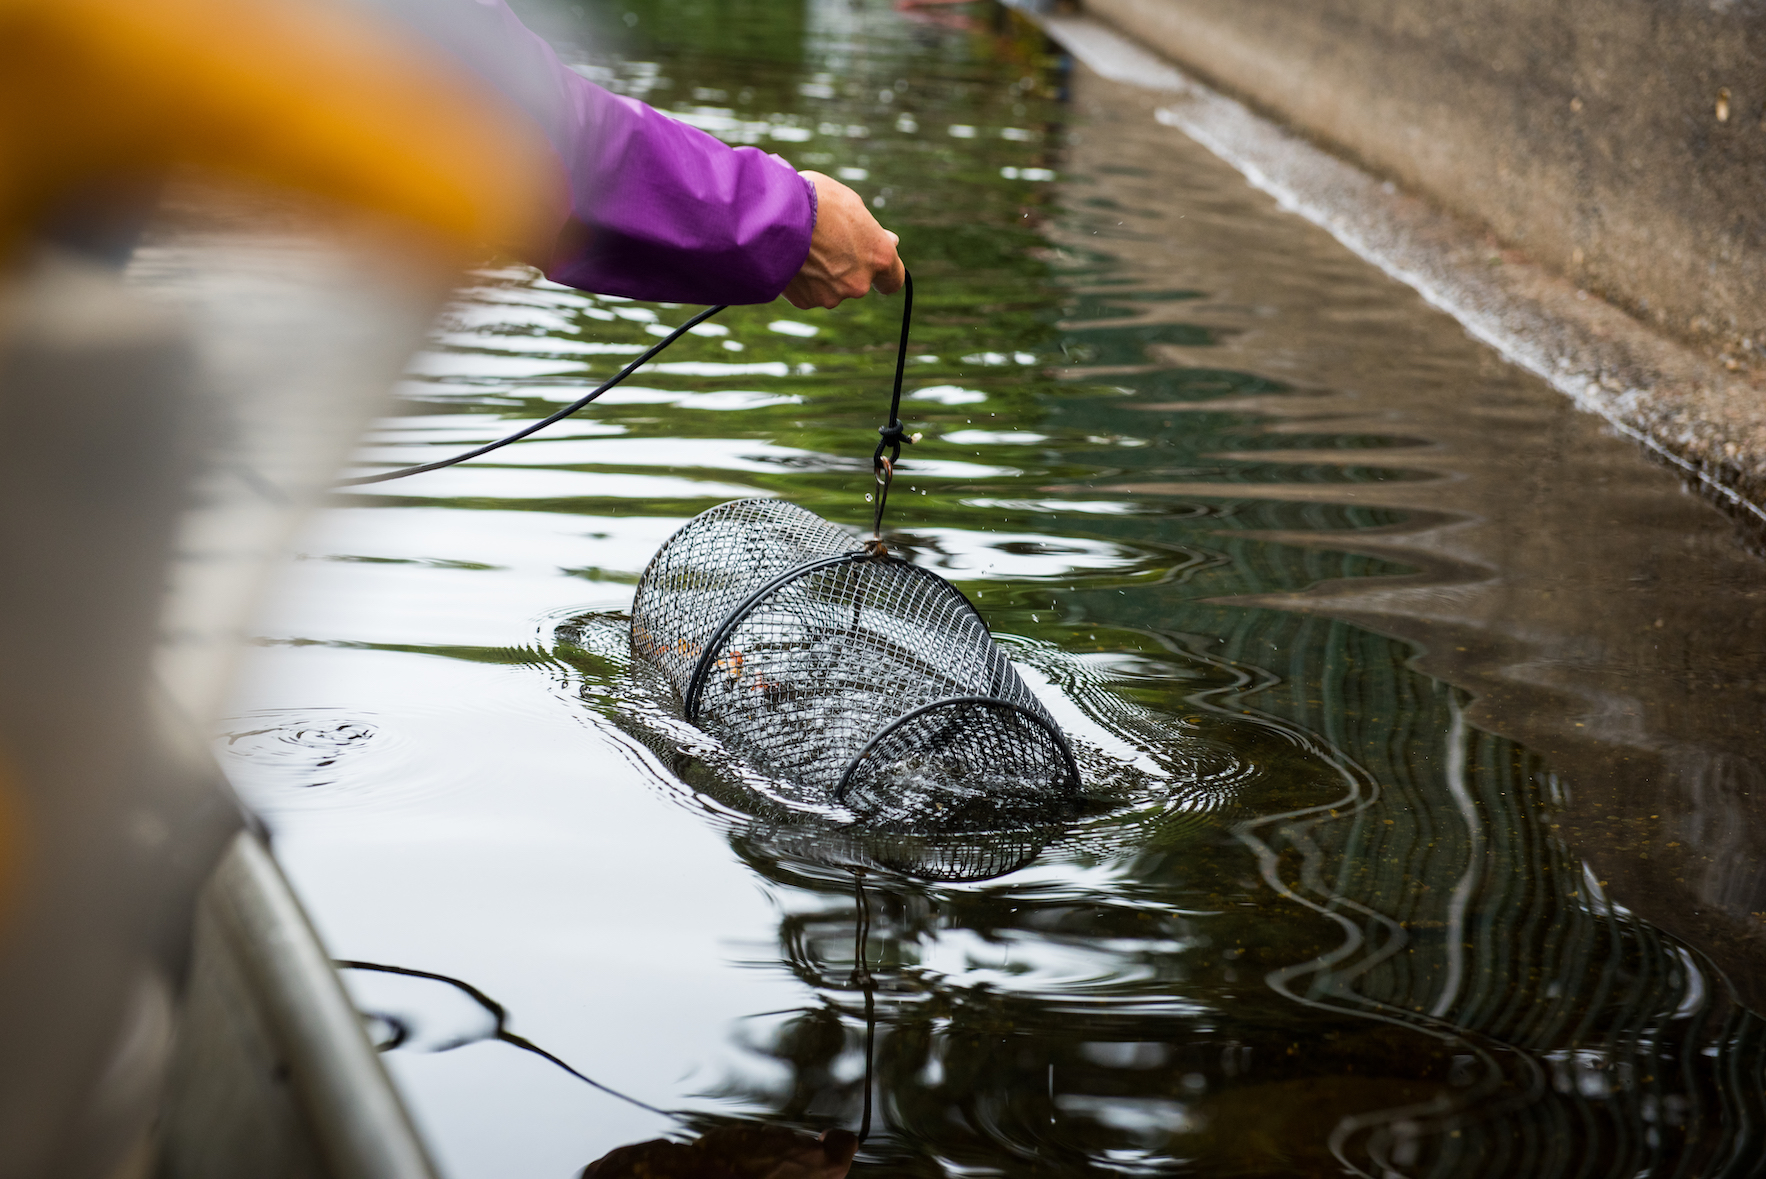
top-left (342, 273), bottom-right (913, 498)
top-left (868, 271), bottom-right (915, 544)
top-left (873, 270), bottom-right (914, 467)
top-left (850, 872), bottom-right (876, 1143)
top-left (336, 304), bottom-right (728, 487)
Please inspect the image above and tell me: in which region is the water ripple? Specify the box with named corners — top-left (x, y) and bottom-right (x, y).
top-left (548, 610), bottom-right (1277, 883)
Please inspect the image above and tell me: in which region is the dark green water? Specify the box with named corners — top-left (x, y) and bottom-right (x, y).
top-left (220, 1), bottom-right (1766, 1175)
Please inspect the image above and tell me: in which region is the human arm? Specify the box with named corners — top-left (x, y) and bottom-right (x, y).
top-left (580, 1125), bottom-right (857, 1178)
top-left (375, 0), bottom-right (897, 307)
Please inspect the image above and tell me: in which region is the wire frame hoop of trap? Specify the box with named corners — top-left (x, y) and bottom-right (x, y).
top-left (631, 499), bottom-right (1080, 810)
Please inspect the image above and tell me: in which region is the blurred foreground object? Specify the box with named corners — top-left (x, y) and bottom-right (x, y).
top-left (0, 0), bottom-right (559, 1175)
top-left (0, 0), bottom-right (563, 271)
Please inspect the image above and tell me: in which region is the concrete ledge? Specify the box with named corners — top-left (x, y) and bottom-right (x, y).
top-left (1019, 6), bottom-right (1766, 522)
top-left (1075, 1), bottom-right (1766, 354)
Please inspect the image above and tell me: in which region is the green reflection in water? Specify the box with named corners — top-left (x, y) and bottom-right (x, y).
top-left (347, 0), bottom-right (1766, 1174)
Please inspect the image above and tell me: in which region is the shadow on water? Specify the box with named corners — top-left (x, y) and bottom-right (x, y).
top-left (208, 0), bottom-right (1766, 1173)
top-left (337, 958), bottom-right (861, 1177)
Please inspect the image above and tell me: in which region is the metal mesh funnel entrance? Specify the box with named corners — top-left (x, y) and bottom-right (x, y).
top-left (631, 499), bottom-right (1080, 809)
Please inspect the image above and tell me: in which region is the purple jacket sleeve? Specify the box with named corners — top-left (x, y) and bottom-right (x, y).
top-left (377, 0), bottom-right (816, 305)
top-left (546, 83), bottom-right (818, 305)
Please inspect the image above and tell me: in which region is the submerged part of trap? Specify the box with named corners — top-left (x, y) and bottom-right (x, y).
top-left (631, 499), bottom-right (1080, 812)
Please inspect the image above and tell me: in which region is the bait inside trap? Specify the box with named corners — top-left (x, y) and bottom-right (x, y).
top-left (631, 499), bottom-right (1080, 815)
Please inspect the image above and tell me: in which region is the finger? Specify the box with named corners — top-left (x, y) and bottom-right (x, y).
top-left (873, 250), bottom-right (907, 295)
top-left (817, 1129), bottom-right (859, 1167)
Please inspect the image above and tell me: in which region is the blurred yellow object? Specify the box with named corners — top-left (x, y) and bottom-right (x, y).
top-left (0, 3), bottom-right (565, 1174)
top-left (0, 0), bottom-right (564, 265)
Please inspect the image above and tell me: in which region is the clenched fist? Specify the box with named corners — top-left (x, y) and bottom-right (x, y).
top-left (782, 171), bottom-right (906, 309)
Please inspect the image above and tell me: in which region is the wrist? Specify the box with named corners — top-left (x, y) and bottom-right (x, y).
top-left (798, 170), bottom-right (821, 227)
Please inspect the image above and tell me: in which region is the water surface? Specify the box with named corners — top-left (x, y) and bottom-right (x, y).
top-left (224, 1), bottom-right (1766, 1175)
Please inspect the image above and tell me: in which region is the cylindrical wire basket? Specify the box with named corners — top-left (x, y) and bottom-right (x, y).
top-left (631, 499), bottom-right (1080, 812)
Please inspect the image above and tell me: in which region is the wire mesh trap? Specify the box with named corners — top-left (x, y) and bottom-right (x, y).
top-left (631, 499), bottom-right (1081, 817)
top-left (738, 823), bottom-right (1055, 884)
top-left (556, 607), bottom-right (1247, 881)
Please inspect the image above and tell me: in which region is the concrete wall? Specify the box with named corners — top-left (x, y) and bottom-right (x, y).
top-left (1078, 0), bottom-right (1766, 361)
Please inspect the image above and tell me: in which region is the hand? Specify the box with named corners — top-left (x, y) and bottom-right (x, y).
top-left (782, 171), bottom-right (906, 309)
top-left (580, 1125), bottom-right (858, 1179)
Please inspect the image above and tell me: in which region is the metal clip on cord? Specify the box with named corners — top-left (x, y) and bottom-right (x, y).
top-left (865, 271), bottom-right (915, 558)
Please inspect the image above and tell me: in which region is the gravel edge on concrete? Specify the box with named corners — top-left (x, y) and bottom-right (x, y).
top-left (1020, 7), bottom-right (1766, 528)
